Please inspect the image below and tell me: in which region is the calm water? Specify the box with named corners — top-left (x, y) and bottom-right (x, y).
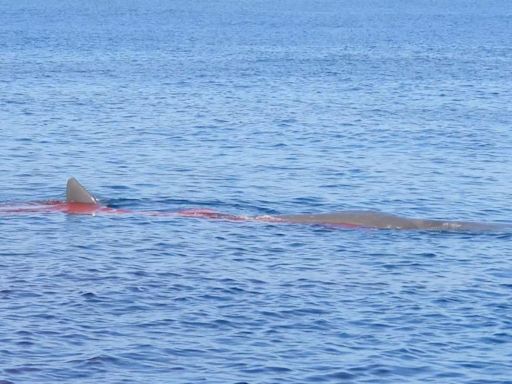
top-left (1, 1), bottom-right (512, 383)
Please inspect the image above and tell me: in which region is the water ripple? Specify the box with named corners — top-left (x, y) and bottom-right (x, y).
top-left (1, 1), bottom-right (512, 383)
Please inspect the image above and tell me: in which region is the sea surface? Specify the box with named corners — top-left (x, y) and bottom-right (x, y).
top-left (1, 1), bottom-right (512, 383)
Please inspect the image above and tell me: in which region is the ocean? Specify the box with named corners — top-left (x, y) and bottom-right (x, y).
top-left (0, 1), bottom-right (511, 383)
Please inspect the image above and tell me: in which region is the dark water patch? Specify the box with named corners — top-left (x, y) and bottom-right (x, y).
top-left (307, 370), bottom-right (357, 382)
top-left (4, 366), bottom-right (42, 374)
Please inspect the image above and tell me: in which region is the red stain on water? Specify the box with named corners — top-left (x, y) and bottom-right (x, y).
top-left (0, 202), bottom-right (363, 229)
top-left (177, 208), bottom-right (248, 221)
top-left (0, 201), bottom-right (129, 215)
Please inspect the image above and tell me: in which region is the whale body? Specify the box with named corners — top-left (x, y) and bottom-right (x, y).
top-left (277, 211), bottom-right (505, 231)
top-left (0, 177), bottom-right (508, 231)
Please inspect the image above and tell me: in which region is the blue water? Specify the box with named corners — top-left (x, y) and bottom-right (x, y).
top-left (1, 1), bottom-right (512, 382)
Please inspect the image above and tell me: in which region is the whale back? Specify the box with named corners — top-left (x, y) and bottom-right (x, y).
top-left (279, 211), bottom-right (421, 229)
top-left (279, 210), bottom-right (509, 231)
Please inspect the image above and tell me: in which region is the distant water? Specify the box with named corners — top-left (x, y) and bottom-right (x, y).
top-left (1, 1), bottom-right (512, 383)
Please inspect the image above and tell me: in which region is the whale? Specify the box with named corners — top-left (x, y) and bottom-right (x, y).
top-left (0, 177), bottom-right (508, 231)
top-left (277, 211), bottom-right (505, 231)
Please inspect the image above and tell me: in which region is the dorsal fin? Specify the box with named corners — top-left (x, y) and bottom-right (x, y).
top-left (66, 177), bottom-right (98, 204)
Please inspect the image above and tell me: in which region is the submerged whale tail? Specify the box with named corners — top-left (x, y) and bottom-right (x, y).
top-left (66, 177), bottom-right (98, 204)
